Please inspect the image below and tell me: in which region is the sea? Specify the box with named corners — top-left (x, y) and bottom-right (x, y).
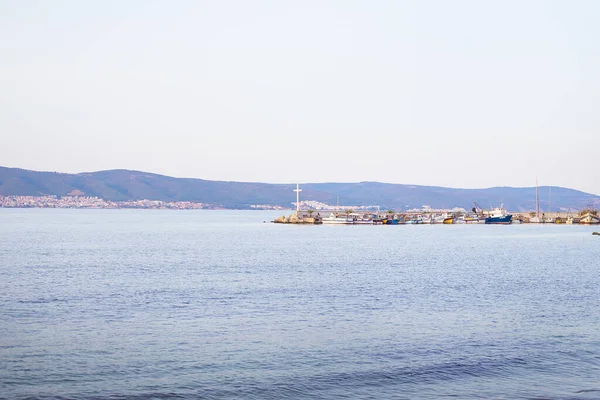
top-left (1, 209), bottom-right (600, 400)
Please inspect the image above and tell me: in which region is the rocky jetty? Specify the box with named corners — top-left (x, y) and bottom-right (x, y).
top-left (273, 212), bottom-right (321, 224)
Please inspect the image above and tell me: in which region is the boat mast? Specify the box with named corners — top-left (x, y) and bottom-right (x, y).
top-left (535, 177), bottom-right (540, 218)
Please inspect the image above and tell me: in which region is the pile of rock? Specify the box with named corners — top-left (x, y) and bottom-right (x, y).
top-left (273, 212), bottom-right (320, 224)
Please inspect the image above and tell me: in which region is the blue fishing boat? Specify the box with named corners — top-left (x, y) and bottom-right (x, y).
top-left (484, 205), bottom-right (513, 224)
top-left (384, 214), bottom-right (402, 225)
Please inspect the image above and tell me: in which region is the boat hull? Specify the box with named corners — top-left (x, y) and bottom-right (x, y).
top-left (485, 215), bottom-right (513, 224)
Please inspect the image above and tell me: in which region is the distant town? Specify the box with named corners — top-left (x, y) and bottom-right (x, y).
top-left (0, 195), bottom-right (464, 213)
top-left (0, 195), bottom-right (217, 210)
top-left (292, 200), bottom-right (466, 214)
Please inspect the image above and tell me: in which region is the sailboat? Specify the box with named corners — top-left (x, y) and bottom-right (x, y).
top-left (545, 187), bottom-right (555, 223)
top-left (529, 178), bottom-right (543, 223)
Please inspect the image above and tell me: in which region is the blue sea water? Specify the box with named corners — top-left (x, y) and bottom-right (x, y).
top-left (1, 209), bottom-right (600, 399)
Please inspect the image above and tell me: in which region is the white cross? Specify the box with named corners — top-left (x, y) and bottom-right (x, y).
top-left (293, 183), bottom-right (302, 211)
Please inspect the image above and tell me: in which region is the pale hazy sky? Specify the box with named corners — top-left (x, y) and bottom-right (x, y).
top-left (1, 1), bottom-right (599, 194)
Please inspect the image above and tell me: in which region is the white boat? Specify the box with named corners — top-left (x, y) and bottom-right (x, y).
top-left (465, 215), bottom-right (482, 224)
top-left (404, 216), bottom-right (423, 224)
top-left (579, 212), bottom-right (600, 225)
top-left (420, 215), bottom-right (433, 224)
top-left (322, 213), bottom-right (353, 224)
top-left (353, 214), bottom-right (374, 224)
top-left (432, 213), bottom-right (453, 224)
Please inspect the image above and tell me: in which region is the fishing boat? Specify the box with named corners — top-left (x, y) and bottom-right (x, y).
top-left (579, 212), bottom-right (600, 225)
top-left (322, 213), bottom-right (353, 224)
top-left (420, 215), bottom-right (433, 224)
top-left (432, 213), bottom-right (453, 224)
top-left (405, 215), bottom-right (422, 224)
top-left (465, 215), bottom-right (482, 224)
top-left (385, 214), bottom-right (402, 225)
top-left (353, 213), bottom-right (374, 224)
top-left (566, 216), bottom-right (580, 224)
top-left (484, 205), bottom-right (513, 224)
top-left (454, 214), bottom-right (481, 224)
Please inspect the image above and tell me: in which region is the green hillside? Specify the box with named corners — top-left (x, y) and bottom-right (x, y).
top-left (1, 166), bottom-right (599, 211)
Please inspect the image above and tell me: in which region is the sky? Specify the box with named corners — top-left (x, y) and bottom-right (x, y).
top-left (1, 0), bottom-right (599, 194)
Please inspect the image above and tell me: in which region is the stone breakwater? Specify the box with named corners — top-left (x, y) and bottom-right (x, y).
top-left (273, 212), bottom-right (320, 224)
top-left (273, 210), bottom-right (600, 225)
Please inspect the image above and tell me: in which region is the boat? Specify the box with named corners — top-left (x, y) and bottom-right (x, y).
top-left (353, 213), bottom-right (374, 225)
top-left (465, 215), bottom-right (483, 224)
top-left (432, 213), bottom-right (453, 224)
top-left (322, 213), bottom-right (353, 224)
top-left (420, 215), bottom-right (433, 224)
top-left (530, 177), bottom-right (543, 223)
top-left (579, 212), bottom-right (600, 225)
top-left (372, 216), bottom-right (385, 225)
top-left (546, 187), bottom-right (554, 223)
top-left (566, 216), bottom-right (580, 224)
top-left (484, 204), bottom-right (513, 224)
top-left (455, 214), bottom-right (481, 224)
top-left (385, 214), bottom-right (402, 225)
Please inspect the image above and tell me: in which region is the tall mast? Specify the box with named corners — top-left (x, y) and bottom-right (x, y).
top-left (536, 177), bottom-right (540, 217)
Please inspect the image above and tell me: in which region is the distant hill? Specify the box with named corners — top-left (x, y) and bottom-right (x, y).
top-left (1, 166), bottom-right (599, 211)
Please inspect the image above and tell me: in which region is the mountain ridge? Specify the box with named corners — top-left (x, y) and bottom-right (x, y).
top-left (1, 166), bottom-right (599, 211)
